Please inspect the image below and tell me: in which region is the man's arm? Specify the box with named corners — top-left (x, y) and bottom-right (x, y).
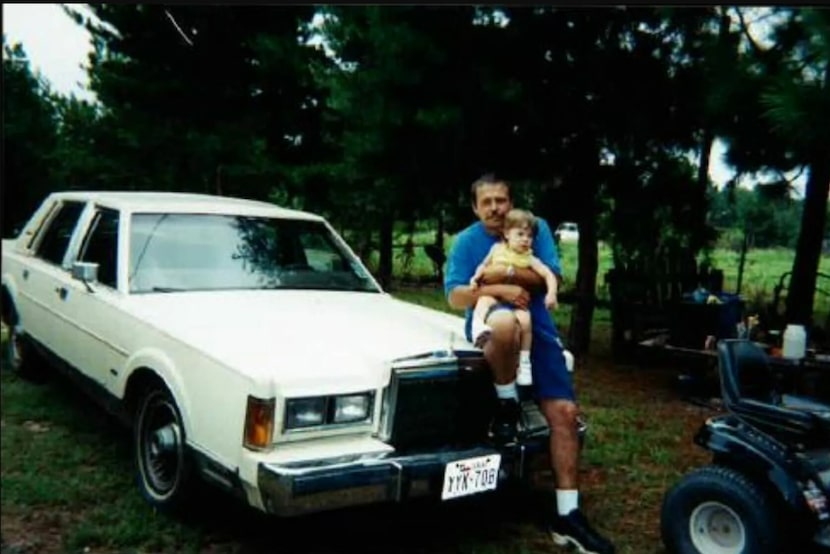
top-left (478, 263), bottom-right (546, 291)
top-left (445, 236), bottom-right (531, 310)
top-left (448, 283), bottom-right (531, 311)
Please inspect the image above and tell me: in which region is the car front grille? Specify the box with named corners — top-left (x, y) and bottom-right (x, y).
top-left (379, 353), bottom-right (495, 452)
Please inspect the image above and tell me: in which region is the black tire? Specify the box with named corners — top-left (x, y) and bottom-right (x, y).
top-left (134, 384), bottom-right (195, 512)
top-left (2, 320), bottom-right (46, 382)
top-left (660, 464), bottom-right (782, 554)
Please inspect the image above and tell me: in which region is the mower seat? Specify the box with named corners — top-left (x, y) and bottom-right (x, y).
top-left (716, 339), bottom-right (830, 440)
top-left (782, 394), bottom-right (830, 413)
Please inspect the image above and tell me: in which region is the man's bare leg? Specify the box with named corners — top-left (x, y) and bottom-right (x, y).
top-left (482, 310), bottom-right (520, 384)
top-left (482, 310), bottom-right (522, 442)
top-left (539, 398), bottom-right (580, 490)
top-left (541, 396), bottom-right (615, 553)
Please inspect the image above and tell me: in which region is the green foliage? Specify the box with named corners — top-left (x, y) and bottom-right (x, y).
top-left (6, 6), bottom-right (829, 327)
top-left (64, 5), bottom-right (326, 199)
top-left (2, 38), bottom-right (59, 235)
top-left (708, 183), bottom-right (803, 248)
top-left (759, 9), bottom-right (830, 152)
top-left (704, 7), bottom-right (830, 323)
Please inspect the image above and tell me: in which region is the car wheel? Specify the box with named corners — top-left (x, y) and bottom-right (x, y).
top-left (660, 464), bottom-right (782, 554)
top-left (134, 385), bottom-right (194, 511)
top-left (3, 321), bottom-right (46, 382)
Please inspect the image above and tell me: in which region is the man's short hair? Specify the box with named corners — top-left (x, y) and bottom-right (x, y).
top-left (504, 209), bottom-right (537, 233)
top-left (470, 173), bottom-right (512, 205)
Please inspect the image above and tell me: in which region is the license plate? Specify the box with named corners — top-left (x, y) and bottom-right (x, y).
top-left (441, 454), bottom-right (501, 500)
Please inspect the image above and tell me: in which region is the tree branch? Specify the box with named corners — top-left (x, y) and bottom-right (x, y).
top-left (732, 6), bottom-right (765, 58)
top-left (164, 9), bottom-right (194, 47)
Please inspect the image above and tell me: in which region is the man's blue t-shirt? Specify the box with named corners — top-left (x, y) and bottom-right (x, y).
top-left (444, 218), bottom-right (563, 345)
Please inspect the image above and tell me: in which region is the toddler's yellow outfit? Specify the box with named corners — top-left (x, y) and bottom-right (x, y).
top-left (490, 242), bottom-right (532, 268)
top-left (485, 242), bottom-right (535, 386)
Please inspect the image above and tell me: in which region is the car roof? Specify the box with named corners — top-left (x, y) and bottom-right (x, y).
top-left (45, 191), bottom-right (323, 221)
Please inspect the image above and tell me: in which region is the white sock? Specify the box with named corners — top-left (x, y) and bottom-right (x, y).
top-left (494, 381), bottom-right (519, 401)
top-left (519, 350), bottom-right (531, 367)
top-left (556, 489), bottom-right (579, 516)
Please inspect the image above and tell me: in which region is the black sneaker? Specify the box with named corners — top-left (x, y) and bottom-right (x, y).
top-left (548, 509), bottom-right (615, 554)
top-left (489, 398), bottom-right (522, 444)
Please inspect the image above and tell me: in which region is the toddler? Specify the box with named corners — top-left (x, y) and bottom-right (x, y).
top-left (469, 209), bottom-right (559, 385)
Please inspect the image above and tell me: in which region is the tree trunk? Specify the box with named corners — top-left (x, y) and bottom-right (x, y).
top-left (567, 217), bottom-right (599, 356)
top-left (378, 214), bottom-right (394, 290)
top-left (693, 8), bottom-right (729, 245)
top-left (785, 148), bottom-right (830, 325)
top-left (567, 135), bottom-right (600, 356)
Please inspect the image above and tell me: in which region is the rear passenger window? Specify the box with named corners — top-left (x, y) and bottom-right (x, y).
top-left (78, 208), bottom-right (120, 288)
top-left (33, 201), bottom-right (86, 266)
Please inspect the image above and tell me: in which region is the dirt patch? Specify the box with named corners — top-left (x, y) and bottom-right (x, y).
top-left (1, 509), bottom-right (91, 554)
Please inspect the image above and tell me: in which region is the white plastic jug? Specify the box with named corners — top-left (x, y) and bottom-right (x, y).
top-left (782, 324), bottom-right (807, 360)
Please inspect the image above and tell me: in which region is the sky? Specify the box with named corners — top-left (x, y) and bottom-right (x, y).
top-left (1, 4), bottom-right (807, 195)
top-left (3, 3), bottom-right (97, 102)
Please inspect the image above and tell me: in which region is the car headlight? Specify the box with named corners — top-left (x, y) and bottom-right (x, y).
top-left (333, 393), bottom-right (372, 424)
top-left (285, 397), bottom-right (326, 429)
top-left (243, 396), bottom-right (275, 451)
top-left (284, 392), bottom-right (374, 431)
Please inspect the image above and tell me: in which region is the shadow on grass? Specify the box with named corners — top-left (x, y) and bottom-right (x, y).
top-left (177, 484), bottom-right (554, 554)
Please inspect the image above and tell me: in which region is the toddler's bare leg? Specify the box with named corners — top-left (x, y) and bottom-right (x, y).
top-left (472, 295), bottom-right (498, 346)
top-left (514, 309), bottom-right (532, 351)
top-left (473, 295), bottom-right (498, 325)
top-left (514, 309), bottom-right (533, 386)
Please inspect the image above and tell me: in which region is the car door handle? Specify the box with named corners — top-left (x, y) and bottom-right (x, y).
top-left (55, 286), bottom-right (68, 301)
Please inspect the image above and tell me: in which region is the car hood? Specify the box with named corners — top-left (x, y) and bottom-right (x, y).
top-left (123, 290), bottom-right (471, 394)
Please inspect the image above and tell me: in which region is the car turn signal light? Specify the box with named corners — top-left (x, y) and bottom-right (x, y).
top-left (243, 396), bottom-right (275, 451)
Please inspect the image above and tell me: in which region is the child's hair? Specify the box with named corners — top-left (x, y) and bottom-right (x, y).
top-left (504, 209), bottom-right (537, 233)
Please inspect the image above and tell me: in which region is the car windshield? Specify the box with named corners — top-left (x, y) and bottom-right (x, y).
top-left (128, 213), bottom-right (380, 294)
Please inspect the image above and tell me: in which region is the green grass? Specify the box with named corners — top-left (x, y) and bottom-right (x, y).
top-left (0, 353), bottom-right (208, 553)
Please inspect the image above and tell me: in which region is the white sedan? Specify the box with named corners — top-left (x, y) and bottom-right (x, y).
top-left (555, 222), bottom-right (579, 244)
top-left (1, 191), bottom-right (557, 517)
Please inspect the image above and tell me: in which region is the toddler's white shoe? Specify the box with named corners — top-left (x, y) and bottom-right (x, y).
top-left (517, 357), bottom-right (533, 386)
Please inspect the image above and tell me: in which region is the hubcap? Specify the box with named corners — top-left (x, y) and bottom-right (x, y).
top-left (689, 501), bottom-right (746, 554)
top-left (141, 395), bottom-right (182, 497)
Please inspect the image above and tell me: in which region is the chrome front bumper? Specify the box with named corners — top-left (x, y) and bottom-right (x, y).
top-left (258, 435), bottom-right (551, 516)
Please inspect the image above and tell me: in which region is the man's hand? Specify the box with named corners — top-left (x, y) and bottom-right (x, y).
top-left (498, 284), bottom-right (530, 310)
top-left (479, 264), bottom-right (511, 285)
top-left (479, 264), bottom-right (546, 293)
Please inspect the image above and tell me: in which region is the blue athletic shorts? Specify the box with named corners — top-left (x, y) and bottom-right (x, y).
top-left (471, 302), bottom-right (575, 402)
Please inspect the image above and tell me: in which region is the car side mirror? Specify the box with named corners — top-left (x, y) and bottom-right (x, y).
top-left (72, 261), bottom-right (99, 284)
